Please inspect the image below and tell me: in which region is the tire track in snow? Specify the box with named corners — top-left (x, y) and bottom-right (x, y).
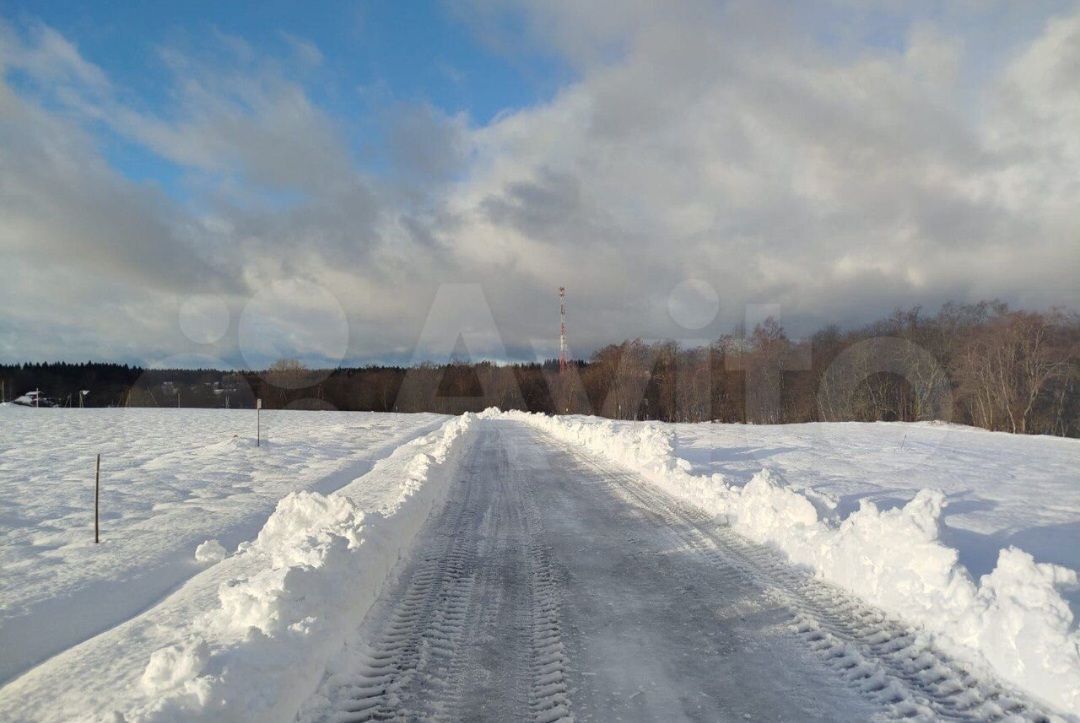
top-left (583, 454), bottom-right (1055, 722)
top-left (317, 426), bottom-right (573, 723)
top-left (325, 475), bottom-right (480, 722)
top-left (521, 487), bottom-right (572, 723)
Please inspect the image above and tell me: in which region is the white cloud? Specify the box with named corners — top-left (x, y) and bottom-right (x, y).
top-left (0, 4), bottom-right (1077, 365)
top-left (438, 1), bottom-right (1079, 341)
top-left (281, 32), bottom-right (324, 67)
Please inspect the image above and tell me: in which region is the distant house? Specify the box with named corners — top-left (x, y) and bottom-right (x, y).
top-left (12, 390), bottom-right (56, 408)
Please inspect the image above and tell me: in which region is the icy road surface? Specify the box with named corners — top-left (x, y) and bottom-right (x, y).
top-left (304, 419), bottom-right (1050, 722)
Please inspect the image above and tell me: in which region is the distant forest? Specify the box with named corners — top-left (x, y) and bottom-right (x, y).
top-left (2, 302), bottom-right (1077, 437)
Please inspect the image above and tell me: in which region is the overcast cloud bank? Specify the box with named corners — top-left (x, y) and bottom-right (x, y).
top-left (0, 1), bottom-right (1077, 366)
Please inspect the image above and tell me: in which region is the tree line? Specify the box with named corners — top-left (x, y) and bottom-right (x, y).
top-left (2, 302), bottom-right (1076, 437)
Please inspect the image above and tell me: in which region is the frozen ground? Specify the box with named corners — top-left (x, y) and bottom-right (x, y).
top-left (0, 406), bottom-right (445, 684)
top-left (0, 411), bottom-right (1076, 721)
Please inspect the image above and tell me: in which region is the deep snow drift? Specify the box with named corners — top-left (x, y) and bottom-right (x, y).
top-left (0, 407), bottom-right (445, 684)
top-left (511, 412), bottom-right (1080, 714)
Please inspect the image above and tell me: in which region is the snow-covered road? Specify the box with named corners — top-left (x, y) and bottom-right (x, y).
top-left (1, 413), bottom-right (1073, 721)
top-left (303, 419), bottom-right (1051, 722)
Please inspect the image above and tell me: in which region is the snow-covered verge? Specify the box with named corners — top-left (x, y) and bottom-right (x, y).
top-left (0, 407), bottom-right (445, 685)
top-left (671, 421), bottom-right (1080, 585)
top-left (0, 413), bottom-right (475, 723)
top-left (510, 412), bottom-right (1080, 715)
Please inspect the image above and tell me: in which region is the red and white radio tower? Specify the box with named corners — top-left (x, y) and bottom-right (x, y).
top-left (559, 286), bottom-right (568, 373)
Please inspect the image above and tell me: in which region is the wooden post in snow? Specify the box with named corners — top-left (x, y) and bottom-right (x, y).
top-left (256, 398), bottom-right (262, 447)
top-left (94, 454), bottom-right (101, 544)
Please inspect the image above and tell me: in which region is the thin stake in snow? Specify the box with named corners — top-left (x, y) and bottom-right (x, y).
top-left (256, 398), bottom-right (262, 447)
top-left (94, 453), bottom-right (101, 544)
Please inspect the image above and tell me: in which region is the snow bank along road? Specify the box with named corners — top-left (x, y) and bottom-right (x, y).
top-left (0, 412), bottom-right (1076, 721)
top-left (0, 408), bottom-right (446, 686)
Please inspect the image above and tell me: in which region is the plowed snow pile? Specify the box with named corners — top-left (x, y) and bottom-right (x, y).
top-left (512, 412), bottom-right (1080, 713)
top-left (0, 413), bottom-right (474, 722)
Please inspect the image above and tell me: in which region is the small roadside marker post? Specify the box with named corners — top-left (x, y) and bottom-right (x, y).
top-left (256, 398), bottom-right (262, 447)
top-left (94, 453), bottom-right (101, 544)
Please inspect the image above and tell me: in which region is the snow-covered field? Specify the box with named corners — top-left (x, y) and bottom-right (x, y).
top-left (0, 409), bottom-right (1077, 721)
top-left (671, 421), bottom-right (1080, 596)
top-left (0, 407), bottom-right (446, 685)
top-left (0, 411), bottom-right (473, 722)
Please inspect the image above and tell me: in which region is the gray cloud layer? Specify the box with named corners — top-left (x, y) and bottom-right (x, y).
top-left (1, 2), bottom-right (1078, 366)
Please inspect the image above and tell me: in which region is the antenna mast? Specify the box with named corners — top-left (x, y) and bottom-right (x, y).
top-left (559, 286), bottom-right (568, 373)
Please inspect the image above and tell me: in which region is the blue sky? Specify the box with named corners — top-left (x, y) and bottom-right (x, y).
top-left (1, 0), bottom-right (569, 201)
top-left (0, 1), bottom-right (1077, 367)
top-left (2, 0), bottom-right (566, 118)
